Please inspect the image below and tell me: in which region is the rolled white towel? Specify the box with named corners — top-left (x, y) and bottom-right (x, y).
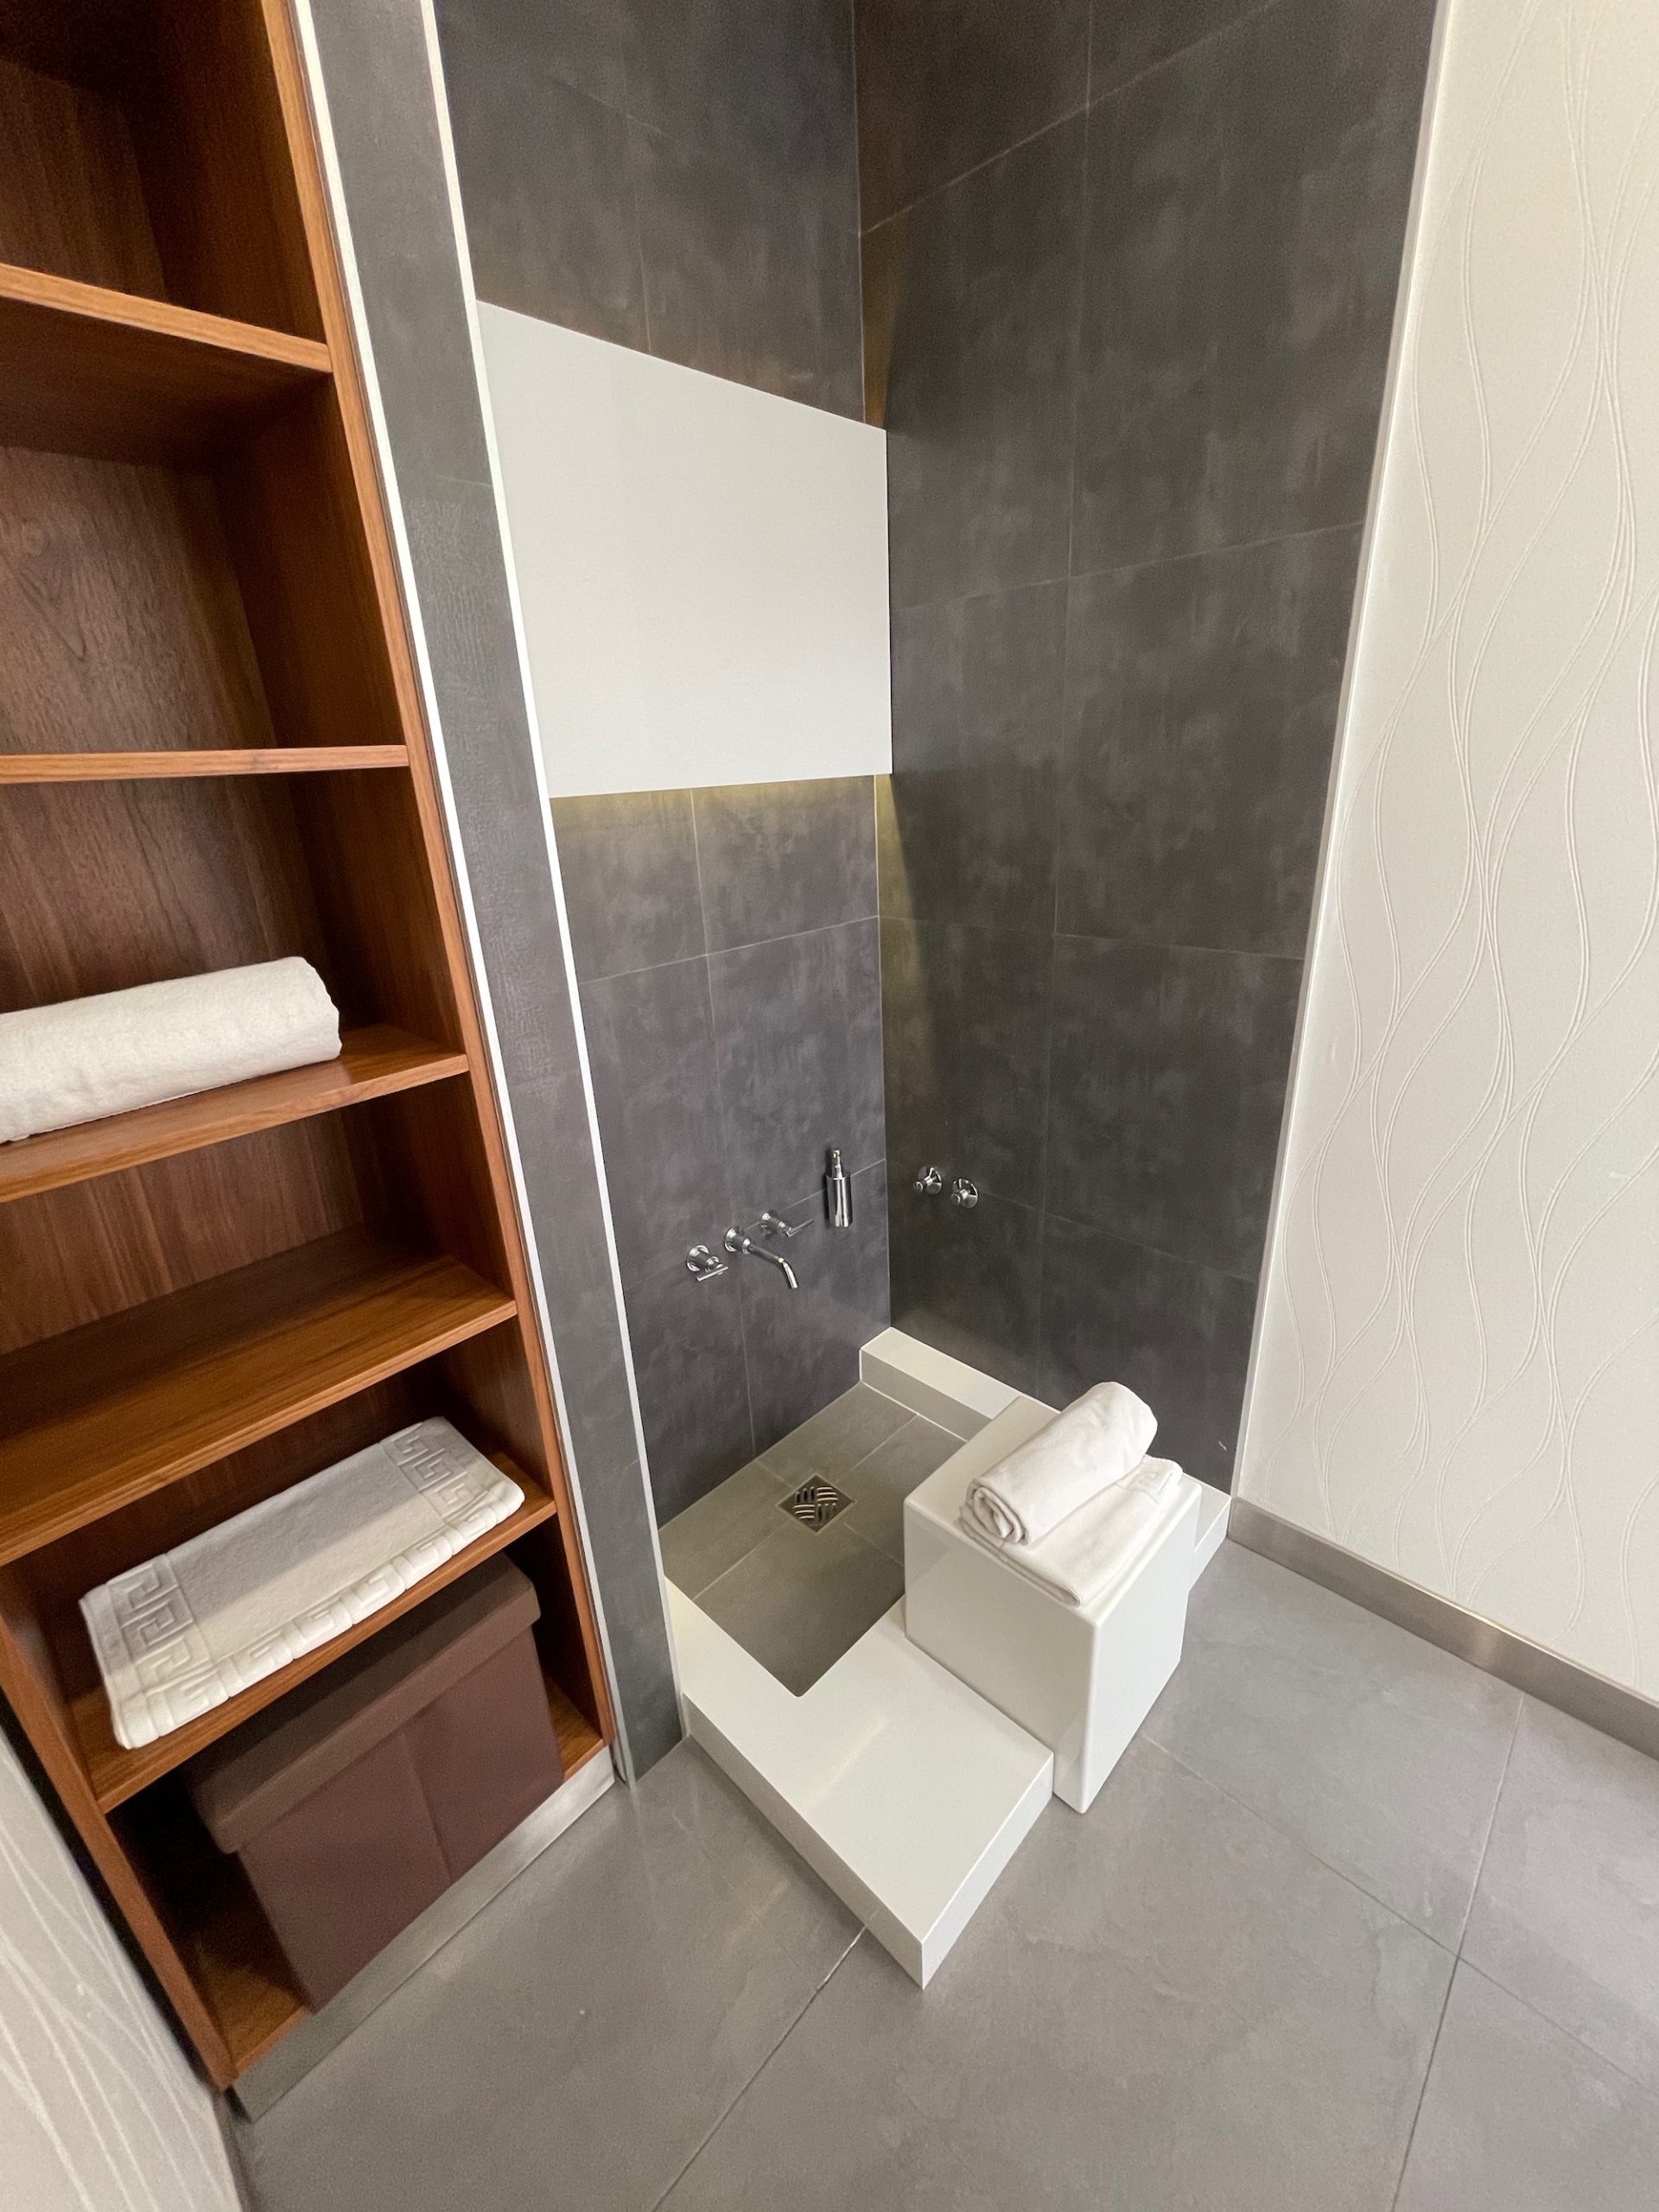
top-left (961, 1455), bottom-right (1186, 1607)
top-left (962, 1380), bottom-right (1156, 1548)
top-left (0, 958), bottom-right (341, 1144)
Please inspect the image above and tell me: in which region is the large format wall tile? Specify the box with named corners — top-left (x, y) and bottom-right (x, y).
top-left (861, 0), bottom-right (1433, 1485)
top-left (880, 917), bottom-right (1051, 1208)
top-left (740, 1165), bottom-right (890, 1450)
top-left (889, 1184), bottom-right (1046, 1397)
top-left (1039, 1213), bottom-right (1256, 1489)
top-left (709, 918), bottom-right (885, 1217)
top-left (855, 0), bottom-right (1089, 227)
top-left (623, 1260), bottom-right (756, 1522)
top-left (435, 0), bottom-right (862, 417)
top-left (552, 789), bottom-right (705, 980)
top-left (582, 958), bottom-right (731, 1287)
top-left (695, 779), bottom-right (877, 950)
top-left (1058, 530), bottom-right (1362, 955)
top-left (436, 10), bottom-right (647, 348)
top-left (633, 124), bottom-right (863, 416)
top-left (870, 118), bottom-right (1086, 609)
top-left (625, 0), bottom-right (859, 230)
top-left (1071, 0), bottom-right (1434, 572)
top-left (1089, 0), bottom-right (1264, 100)
top-left (1046, 935), bottom-right (1301, 1277)
top-left (880, 582), bottom-right (1066, 930)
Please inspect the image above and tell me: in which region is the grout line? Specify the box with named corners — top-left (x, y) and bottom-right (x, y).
top-left (1383, 1690), bottom-right (1523, 2209)
top-left (1386, 1963), bottom-right (1458, 2212)
top-left (861, 103), bottom-right (1091, 237)
top-left (1452, 1696), bottom-right (1523, 1954)
top-left (1067, 516), bottom-right (1368, 590)
top-left (1088, 0), bottom-right (1293, 113)
top-left (1140, 1734), bottom-right (1459, 1963)
top-left (647, 1937), bottom-right (863, 2212)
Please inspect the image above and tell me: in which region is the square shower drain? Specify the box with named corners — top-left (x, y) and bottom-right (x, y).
top-left (779, 1477), bottom-right (853, 1530)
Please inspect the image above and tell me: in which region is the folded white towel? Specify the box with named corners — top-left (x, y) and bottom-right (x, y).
top-left (962, 1380), bottom-right (1156, 1548)
top-left (0, 957), bottom-right (341, 1144)
top-left (961, 1455), bottom-right (1186, 1607)
top-left (80, 1419), bottom-right (523, 1751)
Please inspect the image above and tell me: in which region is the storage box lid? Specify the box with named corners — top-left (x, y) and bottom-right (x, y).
top-left (187, 1556), bottom-right (541, 1851)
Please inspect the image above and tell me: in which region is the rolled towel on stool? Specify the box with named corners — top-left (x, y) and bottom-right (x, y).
top-left (962, 1379), bottom-right (1155, 1548)
top-left (962, 1455), bottom-right (1186, 1608)
top-left (0, 957), bottom-right (341, 1144)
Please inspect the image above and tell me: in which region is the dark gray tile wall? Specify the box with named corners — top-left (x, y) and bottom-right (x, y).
top-left (308, 0), bottom-right (679, 1774)
top-left (434, 0), bottom-right (862, 416)
top-left (553, 781), bottom-right (889, 1520)
top-left (861, 0), bottom-right (1437, 1489)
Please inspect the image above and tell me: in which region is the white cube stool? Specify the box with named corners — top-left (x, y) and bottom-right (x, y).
top-left (904, 1398), bottom-right (1200, 1813)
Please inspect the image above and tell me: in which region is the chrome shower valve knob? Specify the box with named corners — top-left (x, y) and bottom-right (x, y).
top-left (950, 1176), bottom-right (979, 1209)
top-left (914, 1165), bottom-right (944, 1195)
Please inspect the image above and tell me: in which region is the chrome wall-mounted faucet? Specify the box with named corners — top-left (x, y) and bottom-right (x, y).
top-left (724, 1225), bottom-right (799, 1291)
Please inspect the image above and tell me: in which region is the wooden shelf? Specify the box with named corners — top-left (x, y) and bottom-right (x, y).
top-left (0, 1027), bottom-right (469, 1205)
top-left (0, 748), bottom-right (409, 781)
top-left (549, 1677), bottom-right (607, 1777)
top-left (0, 263), bottom-right (331, 465)
top-left (0, 1230), bottom-right (516, 1566)
top-left (73, 1454), bottom-right (556, 1810)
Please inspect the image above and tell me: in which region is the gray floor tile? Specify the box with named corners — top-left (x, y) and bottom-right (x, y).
top-left (664, 1737), bottom-right (1452, 2211)
top-left (839, 1416), bottom-right (962, 1560)
top-left (660, 1459), bottom-right (790, 1599)
top-left (1144, 1542), bottom-right (1520, 1944)
top-left (643, 1745), bottom-right (861, 1984)
top-left (1461, 1698), bottom-right (1659, 2094)
top-left (1395, 1964), bottom-right (1659, 2212)
top-left (759, 1382), bottom-right (912, 1486)
top-left (238, 1750), bottom-right (828, 2212)
top-left (697, 1516), bottom-right (904, 1694)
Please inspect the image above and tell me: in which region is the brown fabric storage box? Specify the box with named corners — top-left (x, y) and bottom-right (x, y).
top-left (186, 1555), bottom-right (564, 2010)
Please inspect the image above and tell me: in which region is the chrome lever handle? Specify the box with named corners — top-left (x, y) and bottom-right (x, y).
top-left (685, 1243), bottom-right (728, 1281)
top-left (760, 1208), bottom-right (808, 1240)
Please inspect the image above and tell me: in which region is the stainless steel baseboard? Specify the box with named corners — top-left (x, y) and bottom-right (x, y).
top-left (1230, 1499), bottom-right (1659, 1764)
top-left (232, 1751), bottom-right (615, 2120)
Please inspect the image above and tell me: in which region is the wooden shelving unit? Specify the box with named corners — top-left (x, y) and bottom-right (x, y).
top-left (0, 0), bottom-right (613, 2088)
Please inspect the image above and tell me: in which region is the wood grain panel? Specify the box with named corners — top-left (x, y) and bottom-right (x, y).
top-left (0, 1115), bottom-right (376, 1353)
top-left (0, 776), bottom-right (327, 1009)
top-left (0, 54), bottom-right (164, 297)
top-left (0, 445), bottom-right (275, 753)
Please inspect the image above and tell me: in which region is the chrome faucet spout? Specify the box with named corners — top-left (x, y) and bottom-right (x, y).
top-left (723, 1226), bottom-right (799, 1291)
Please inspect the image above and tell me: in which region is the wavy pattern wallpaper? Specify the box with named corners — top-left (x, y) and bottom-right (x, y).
top-left (0, 1735), bottom-right (239, 2210)
top-left (1240, 0), bottom-right (1659, 1698)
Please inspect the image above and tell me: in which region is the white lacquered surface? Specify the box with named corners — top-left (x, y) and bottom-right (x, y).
top-left (905, 1401), bottom-right (1202, 1812)
top-left (669, 1586), bottom-right (1052, 1985)
top-left (480, 306), bottom-right (891, 796)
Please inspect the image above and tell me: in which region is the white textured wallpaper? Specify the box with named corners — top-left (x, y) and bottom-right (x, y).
top-left (0, 1735), bottom-right (240, 2211)
top-left (1239, 0), bottom-right (1659, 1696)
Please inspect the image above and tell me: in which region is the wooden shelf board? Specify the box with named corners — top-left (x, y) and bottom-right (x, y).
top-left (0, 262), bottom-right (331, 465)
top-left (0, 1027), bottom-right (468, 1205)
top-left (0, 1230), bottom-right (516, 1567)
top-left (76, 1458), bottom-right (556, 1809)
top-left (0, 747), bottom-right (409, 781)
top-left (549, 1678), bottom-right (607, 1777)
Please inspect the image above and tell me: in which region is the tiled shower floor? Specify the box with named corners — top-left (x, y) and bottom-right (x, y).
top-left (658, 1384), bottom-right (959, 1693)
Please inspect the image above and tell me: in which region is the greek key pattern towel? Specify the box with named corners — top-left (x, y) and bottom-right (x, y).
top-left (80, 1419), bottom-right (523, 1751)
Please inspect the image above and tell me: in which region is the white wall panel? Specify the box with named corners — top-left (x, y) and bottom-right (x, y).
top-left (1240, 0), bottom-right (1659, 1695)
top-left (0, 1733), bottom-right (240, 2210)
top-left (480, 305), bottom-right (891, 796)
